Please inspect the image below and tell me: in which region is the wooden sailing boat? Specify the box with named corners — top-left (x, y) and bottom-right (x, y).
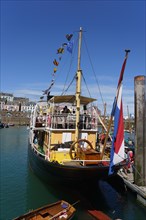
top-left (88, 209), bottom-right (111, 220)
top-left (28, 27), bottom-right (128, 185)
top-left (13, 200), bottom-right (76, 220)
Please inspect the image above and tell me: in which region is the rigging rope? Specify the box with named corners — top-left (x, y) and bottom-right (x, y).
top-left (61, 75), bottom-right (76, 95)
top-left (61, 37), bottom-right (78, 95)
top-left (42, 32), bottom-right (74, 99)
top-left (83, 36), bottom-right (105, 108)
top-left (82, 73), bottom-right (92, 98)
top-left (61, 55), bottom-right (75, 95)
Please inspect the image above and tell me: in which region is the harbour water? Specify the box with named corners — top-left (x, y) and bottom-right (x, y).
top-left (0, 127), bottom-right (146, 220)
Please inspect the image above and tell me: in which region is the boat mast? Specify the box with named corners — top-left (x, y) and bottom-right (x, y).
top-left (127, 105), bottom-right (131, 132)
top-left (75, 27), bottom-right (82, 141)
top-left (102, 102), bottom-right (107, 133)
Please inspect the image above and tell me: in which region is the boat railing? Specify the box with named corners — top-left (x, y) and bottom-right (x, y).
top-left (62, 159), bottom-right (110, 166)
top-left (32, 143), bottom-right (48, 159)
top-left (31, 144), bottom-right (110, 165)
top-left (35, 113), bottom-right (98, 130)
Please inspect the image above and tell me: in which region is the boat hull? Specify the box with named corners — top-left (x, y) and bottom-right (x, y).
top-left (13, 200), bottom-right (76, 220)
top-left (28, 143), bottom-right (123, 185)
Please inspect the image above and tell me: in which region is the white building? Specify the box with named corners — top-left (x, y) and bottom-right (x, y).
top-left (0, 92), bottom-right (35, 112)
top-left (0, 92), bottom-right (14, 102)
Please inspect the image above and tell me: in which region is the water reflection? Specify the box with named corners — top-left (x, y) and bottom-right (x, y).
top-left (0, 127), bottom-right (146, 220)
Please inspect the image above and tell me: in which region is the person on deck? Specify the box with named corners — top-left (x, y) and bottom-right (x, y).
top-left (62, 106), bottom-right (70, 114)
top-left (127, 149), bottom-right (134, 172)
top-left (62, 106), bottom-right (70, 128)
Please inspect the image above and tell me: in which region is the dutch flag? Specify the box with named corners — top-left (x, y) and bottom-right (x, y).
top-left (109, 50), bottom-right (130, 175)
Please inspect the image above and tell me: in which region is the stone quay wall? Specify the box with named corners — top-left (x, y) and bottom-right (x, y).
top-left (0, 110), bottom-right (30, 126)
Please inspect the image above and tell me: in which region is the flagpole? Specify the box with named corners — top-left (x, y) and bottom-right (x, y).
top-left (100, 49), bottom-right (130, 159)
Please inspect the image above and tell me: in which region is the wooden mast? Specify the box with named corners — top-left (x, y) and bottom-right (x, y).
top-left (75, 27), bottom-right (82, 141)
top-left (102, 102), bottom-right (107, 133)
top-left (127, 105), bottom-right (131, 132)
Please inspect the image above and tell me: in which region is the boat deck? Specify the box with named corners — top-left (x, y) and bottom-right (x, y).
top-left (14, 200), bottom-right (76, 220)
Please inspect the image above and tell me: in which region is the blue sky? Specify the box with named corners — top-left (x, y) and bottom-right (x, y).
top-left (1, 0), bottom-right (145, 115)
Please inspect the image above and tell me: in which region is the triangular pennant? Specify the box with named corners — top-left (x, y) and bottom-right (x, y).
top-left (57, 47), bottom-right (64, 54)
top-left (66, 34), bottom-right (73, 41)
top-left (62, 43), bottom-right (67, 47)
top-left (53, 59), bottom-right (59, 66)
top-left (40, 96), bottom-right (44, 99)
top-left (42, 88), bottom-right (50, 95)
top-left (67, 41), bottom-right (74, 53)
top-left (54, 68), bottom-right (57, 73)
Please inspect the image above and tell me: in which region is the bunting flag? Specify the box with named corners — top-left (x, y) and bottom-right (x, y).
top-left (57, 47), bottom-right (64, 54)
top-left (62, 43), bottom-right (67, 47)
top-left (53, 68), bottom-right (57, 73)
top-left (66, 34), bottom-right (73, 41)
top-left (42, 88), bottom-right (50, 95)
top-left (67, 41), bottom-right (74, 53)
top-left (109, 50), bottom-right (130, 175)
top-left (53, 59), bottom-right (59, 66)
top-left (42, 80), bottom-right (54, 95)
top-left (40, 96), bottom-right (44, 100)
top-left (42, 32), bottom-right (74, 97)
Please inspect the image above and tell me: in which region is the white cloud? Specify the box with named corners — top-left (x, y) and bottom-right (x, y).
top-left (12, 79), bottom-right (134, 116)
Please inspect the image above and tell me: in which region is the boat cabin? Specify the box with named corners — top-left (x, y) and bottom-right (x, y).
top-left (30, 95), bottom-right (102, 165)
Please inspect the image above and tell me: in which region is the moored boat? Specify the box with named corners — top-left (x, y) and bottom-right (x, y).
top-left (88, 209), bottom-right (111, 220)
top-left (5, 124), bottom-right (9, 128)
top-left (8, 123), bottom-right (15, 126)
top-left (28, 27), bottom-right (130, 185)
top-left (13, 200), bottom-right (76, 220)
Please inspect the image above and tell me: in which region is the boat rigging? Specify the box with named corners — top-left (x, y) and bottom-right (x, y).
top-left (28, 27), bottom-right (130, 185)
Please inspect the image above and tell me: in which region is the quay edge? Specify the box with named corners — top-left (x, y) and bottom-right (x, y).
top-left (119, 171), bottom-right (146, 206)
top-left (118, 75), bottom-right (146, 207)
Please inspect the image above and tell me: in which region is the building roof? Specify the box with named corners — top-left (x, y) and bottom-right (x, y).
top-left (0, 92), bottom-right (13, 97)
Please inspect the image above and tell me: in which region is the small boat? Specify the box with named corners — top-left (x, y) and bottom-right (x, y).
top-left (28, 27), bottom-right (130, 185)
top-left (88, 209), bottom-right (111, 220)
top-left (8, 123), bottom-right (15, 126)
top-left (13, 200), bottom-right (76, 220)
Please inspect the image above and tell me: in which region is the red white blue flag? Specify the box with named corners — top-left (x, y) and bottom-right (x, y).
top-left (109, 50), bottom-right (130, 175)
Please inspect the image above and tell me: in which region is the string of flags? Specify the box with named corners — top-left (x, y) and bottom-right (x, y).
top-left (41, 33), bottom-right (74, 100)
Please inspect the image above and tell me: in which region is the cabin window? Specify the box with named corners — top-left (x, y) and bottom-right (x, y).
top-left (62, 132), bottom-right (71, 143)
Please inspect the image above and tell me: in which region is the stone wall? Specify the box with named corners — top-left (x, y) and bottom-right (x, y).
top-left (0, 110), bottom-right (30, 126)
